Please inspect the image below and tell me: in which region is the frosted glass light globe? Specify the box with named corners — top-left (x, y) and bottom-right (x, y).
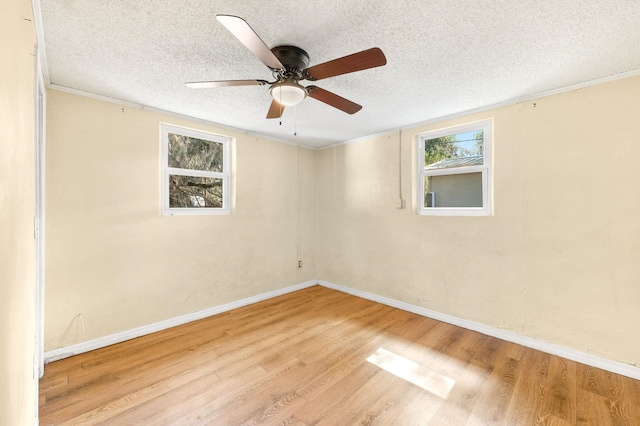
top-left (270, 81), bottom-right (307, 106)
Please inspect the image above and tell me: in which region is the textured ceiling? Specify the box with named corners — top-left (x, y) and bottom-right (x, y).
top-left (39, 0), bottom-right (640, 148)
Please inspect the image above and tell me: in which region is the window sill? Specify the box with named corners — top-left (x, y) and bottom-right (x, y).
top-left (163, 208), bottom-right (230, 216)
top-left (417, 207), bottom-right (491, 217)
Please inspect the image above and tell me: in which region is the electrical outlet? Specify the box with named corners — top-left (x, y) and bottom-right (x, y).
top-left (395, 198), bottom-right (403, 209)
top-left (297, 260), bottom-right (302, 268)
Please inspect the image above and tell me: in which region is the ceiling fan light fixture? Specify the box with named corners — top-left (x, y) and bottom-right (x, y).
top-left (270, 81), bottom-right (307, 106)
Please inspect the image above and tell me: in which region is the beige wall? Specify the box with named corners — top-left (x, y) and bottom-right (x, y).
top-left (0, 0), bottom-right (37, 424)
top-left (45, 90), bottom-right (317, 350)
top-left (318, 75), bottom-right (640, 366)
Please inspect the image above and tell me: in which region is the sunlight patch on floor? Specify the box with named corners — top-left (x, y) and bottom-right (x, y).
top-left (366, 347), bottom-right (456, 399)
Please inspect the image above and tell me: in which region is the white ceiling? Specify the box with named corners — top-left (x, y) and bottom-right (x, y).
top-left (39, 0), bottom-right (640, 148)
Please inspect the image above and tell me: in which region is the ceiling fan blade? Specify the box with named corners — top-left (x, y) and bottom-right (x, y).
top-left (266, 99), bottom-right (284, 119)
top-left (216, 14), bottom-right (284, 70)
top-left (185, 79), bottom-right (268, 89)
top-left (303, 47), bottom-right (386, 81)
top-left (306, 86), bottom-right (362, 114)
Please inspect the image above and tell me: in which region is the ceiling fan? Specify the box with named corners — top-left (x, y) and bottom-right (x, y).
top-left (186, 15), bottom-right (387, 119)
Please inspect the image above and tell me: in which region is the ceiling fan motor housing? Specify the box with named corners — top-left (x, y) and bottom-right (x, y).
top-left (271, 45), bottom-right (310, 78)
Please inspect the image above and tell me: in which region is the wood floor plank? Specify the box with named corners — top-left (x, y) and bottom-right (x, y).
top-left (39, 286), bottom-right (640, 425)
top-left (57, 363), bottom-right (225, 426)
top-left (317, 319), bottom-right (453, 424)
top-left (390, 328), bottom-right (487, 424)
top-left (576, 363), bottom-right (640, 424)
top-left (428, 334), bottom-right (494, 425)
top-left (576, 388), bottom-right (614, 425)
top-left (394, 389), bottom-right (445, 425)
top-left (40, 344), bottom-right (221, 423)
top-left (542, 356), bottom-right (577, 423)
top-left (316, 369), bottom-right (406, 425)
top-left (503, 349), bottom-right (550, 425)
top-left (468, 351), bottom-right (521, 425)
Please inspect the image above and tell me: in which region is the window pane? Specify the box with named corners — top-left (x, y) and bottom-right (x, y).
top-left (424, 172), bottom-right (483, 208)
top-left (169, 175), bottom-right (223, 208)
top-left (424, 130), bottom-right (484, 170)
top-left (168, 133), bottom-right (223, 172)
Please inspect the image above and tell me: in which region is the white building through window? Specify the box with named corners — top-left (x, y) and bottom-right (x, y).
top-left (161, 124), bottom-right (231, 215)
top-left (417, 119), bottom-right (492, 216)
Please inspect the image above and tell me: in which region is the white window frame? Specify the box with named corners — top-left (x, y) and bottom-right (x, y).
top-left (161, 123), bottom-right (231, 215)
top-left (416, 119), bottom-right (492, 216)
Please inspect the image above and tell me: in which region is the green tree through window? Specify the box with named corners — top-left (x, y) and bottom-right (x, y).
top-left (162, 125), bottom-right (230, 214)
top-left (167, 133), bottom-right (224, 208)
top-left (424, 131), bottom-right (484, 167)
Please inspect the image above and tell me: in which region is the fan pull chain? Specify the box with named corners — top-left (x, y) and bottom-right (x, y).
top-left (294, 106), bottom-right (297, 136)
top-left (279, 90), bottom-right (283, 126)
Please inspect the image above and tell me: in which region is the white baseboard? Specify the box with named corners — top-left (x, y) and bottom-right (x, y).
top-left (44, 278), bottom-right (640, 381)
top-left (318, 280), bottom-right (640, 381)
top-left (44, 279), bottom-right (318, 363)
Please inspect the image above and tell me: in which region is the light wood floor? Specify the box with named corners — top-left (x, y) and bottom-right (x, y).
top-left (40, 286), bottom-right (640, 425)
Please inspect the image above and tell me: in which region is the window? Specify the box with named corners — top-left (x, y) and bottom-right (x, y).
top-left (161, 124), bottom-right (230, 215)
top-left (417, 119), bottom-right (492, 216)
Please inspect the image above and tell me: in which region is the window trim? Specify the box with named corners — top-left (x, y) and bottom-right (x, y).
top-left (161, 123), bottom-right (231, 215)
top-left (416, 119), bottom-right (492, 216)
